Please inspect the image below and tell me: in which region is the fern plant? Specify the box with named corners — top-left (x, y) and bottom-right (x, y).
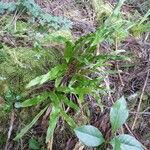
top-left (13, 0), bottom-right (149, 147)
top-left (0, 0), bottom-right (72, 29)
top-left (13, 0), bottom-right (132, 144)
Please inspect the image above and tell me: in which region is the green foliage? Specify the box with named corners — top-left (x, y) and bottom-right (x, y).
top-left (110, 96), bottom-right (129, 132)
top-left (7, 0), bottom-right (148, 147)
top-left (130, 9), bottom-right (150, 38)
top-left (74, 125), bottom-right (104, 147)
top-left (111, 134), bottom-right (143, 150)
top-left (29, 138), bottom-right (41, 150)
top-left (91, 0), bottom-right (113, 23)
top-left (15, 92), bottom-right (49, 108)
top-left (18, 0), bottom-right (72, 29)
top-left (14, 0), bottom-right (132, 143)
top-left (0, 46), bottom-right (59, 93)
top-left (0, 0), bottom-right (72, 29)
top-left (75, 97), bottom-right (143, 150)
top-left (46, 106), bottom-right (60, 143)
top-left (26, 64), bottom-right (67, 88)
top-left (14, 106), bottom-right (48, 141)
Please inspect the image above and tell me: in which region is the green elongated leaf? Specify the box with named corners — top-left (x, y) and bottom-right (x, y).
top-left (14, 106), bottom-right (48, 141)
top-left (58, 94), bottom-right (79, 111)
top-left (26, 75), bottom-right (43, 89)
top-left (74, 87), bottom-right (93, 102)
top-left (111, 137), bottom-right (121, 150)
top-left (49, 92), bottom-right (60, 106)
top-left (91, 26), bottom-right (108, 46)
top-left (44, 35), bottom-right (71, 44)
top-left (64, 41), bottom-right (75, 63)
top-left (74, 125), bottom-right (104, 147)
top-left (46, 106), bottom-right (60, 143)
top-left (15, 92), bottom-right (49, 108)
top-left (112, 0), bottom-right (126, 16)
top-left (110, 134), bottom-right (143, 150)
top-left (61, 110), bottom-right (76, 128)
top-left (29, 138), bottom-right (40, 150)
top-left (55, 77), bottom-right (63, 88)
top-left (110, 96), bottom-right (129, 132)
top-left (139, 9), bottom-right (150, 25)
top-left (63, 97), bottom-right (79, 111)
top-left (26, 64), bottom-right (66, 88)
top-left (40, 64), bottom-right (66, 84)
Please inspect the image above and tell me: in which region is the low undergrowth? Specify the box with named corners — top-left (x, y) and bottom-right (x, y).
top-left (0, 0), bottom-right (149, 150)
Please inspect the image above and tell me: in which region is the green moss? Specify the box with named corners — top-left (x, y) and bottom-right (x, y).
top-left (0, 45), bottom-right (61, 93)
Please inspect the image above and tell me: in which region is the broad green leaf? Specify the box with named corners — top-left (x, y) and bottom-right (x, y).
top-left (61, 110), bottom-right (76, 128)
top-left (26, 64), bottom-right (66, 88)
top-left (110, 134), bottom-right (143, 150)
top-left (14, 106), bottom-right (48, 141)
top-left (46, 106), bottom-right (60, 143)
top-left (15, 92), bottom-right (49, 108)
top-left (110, 96), bottom-right (129, 132)
top-left (74, 125), bottom-right (104, 147)
top-left (55, 77), bottom-right (62, 88)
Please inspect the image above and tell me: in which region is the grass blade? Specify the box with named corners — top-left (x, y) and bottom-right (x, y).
top-left (46, 106), bottom-right (60, 143)
top-left (14, 106), bottom-right (48, 141)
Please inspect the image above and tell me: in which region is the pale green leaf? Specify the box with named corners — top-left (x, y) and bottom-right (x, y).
top-left (46, 106), bottom-right (60, 143)
top-left (112, 0), bottom-right (126, 16)
top-left (61, 110), bottom-right (76, 128)
top-left (29, 138), bottom-right (40, 150)
top-left (15, 92), bottom-right (49, 108)
top-left (58, 94), bottom-right (79, 111)
top-left (26, 75), bottom-right (43, 89)
top-left (64, 41), bottom-right (74, 63)
top-left (14, 106), bottom-right (48, 141)
top-left (111, 137), bottom-right (121, 150)
top-left (48, 92), bottom-right (60, 106)
top-left (26, 64), bottom-right (66, 88)
top-left (110, 96), bottom-right (129, 132)
top-left (111, 134), bottom-right (143, 150)
top-left (74, 125), bottom-right (104, 147)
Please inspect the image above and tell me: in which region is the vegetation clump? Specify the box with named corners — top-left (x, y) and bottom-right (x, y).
top-left (0, 0), bottom-right (149, 149)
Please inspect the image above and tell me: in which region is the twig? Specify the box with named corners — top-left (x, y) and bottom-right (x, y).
top-left (132, 70), bottom-right (150, 130)
top-left (130, 111), bottom-right (150, 116)
top-left (116, 62), bottom-right (125, 87)
top-left (4, 111), bottom-right (15, 150)
top-left (47, 136), bottom-right (53, 150)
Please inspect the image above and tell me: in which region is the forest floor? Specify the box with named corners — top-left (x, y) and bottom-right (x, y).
top-left (0, 0), bottom-right (150, 150)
